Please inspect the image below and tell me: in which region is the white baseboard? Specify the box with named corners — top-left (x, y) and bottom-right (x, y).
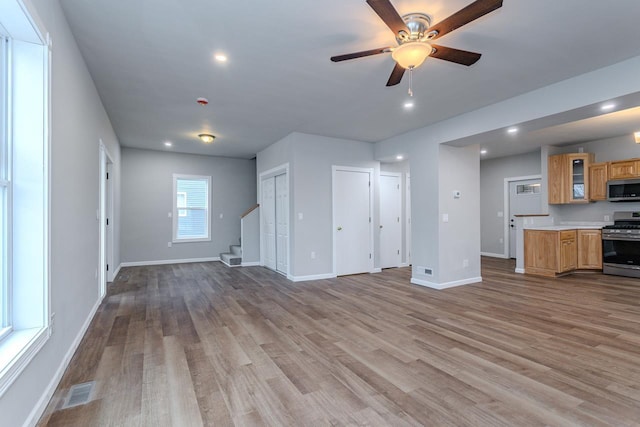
top-left (411, 276), bottom-right (483, 290)
top-left (370, 268), bottom-right (382, 273)
top-left (241, 261), bottom-right (261, 267)
top-left (481, 252), bottom-right (508, 259)
top-left (24, 295), bottom-right (103, 427)
top-left (288, 273), bottom-right (337, 282)
top-left (119, 257), bottom-right (220, 268)
top-left (400, 262), bottom-right (410, 267)
top-left (220, 260), bottom-right (240, 268)
top-left (110, 264), bottom-right (122, 282)
top-left (515, 268), bottom-right (525, 274)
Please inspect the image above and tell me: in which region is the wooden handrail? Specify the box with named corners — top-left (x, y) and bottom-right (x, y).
top-left (241, 204), bottom-right (260, 218)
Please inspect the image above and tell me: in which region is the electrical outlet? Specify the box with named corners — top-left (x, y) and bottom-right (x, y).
top-left (604, 215), bottom-right (610, 222)
top-left (167, 242), bottom-right (172, 248)
top-left (463, 259), bottom-right (469, 268)
top-left (442, 213), bottom-right (449, 223)
top-left (499, 237), bottom-right (504, 243)
top-left (219, 213), bottom-right (223, 219)
top-left (311, 251), bottom-right (316, 259)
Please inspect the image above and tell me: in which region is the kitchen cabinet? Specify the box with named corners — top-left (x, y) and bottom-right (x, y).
top-left (609, 158), bottom-right (640, 180)
top-left (577, 229), bottom-right (602, 270)
top-left (524, 229), bottom-right (577, 276)
top-left (525, 228), bottom-right (602, 276)
top-left (589, 162), bottom-right (608, 201)
top-left (548, 153), bottom-right (594, 204)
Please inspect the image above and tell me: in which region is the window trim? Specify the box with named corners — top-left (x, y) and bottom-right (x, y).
top-left (172, 174), bottom-right (211, 243)
top-left (0, 1), bottom-right (51, 398)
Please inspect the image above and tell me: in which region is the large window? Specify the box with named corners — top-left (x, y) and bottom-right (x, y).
top-left (0, 36), bottom-right (7, 341)
top-left (173, 174), bottom-right (211, 242)
top-left (0, 1), bottom-right (50, 397)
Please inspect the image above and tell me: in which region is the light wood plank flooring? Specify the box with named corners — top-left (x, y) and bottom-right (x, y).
top-left (38, 258), bottom-right (640, 426)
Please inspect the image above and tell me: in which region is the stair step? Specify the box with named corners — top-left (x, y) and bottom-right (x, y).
top-left (220, 252), bottom-right (241, 267)
top-left (230, 245), bottom-right (242, 256)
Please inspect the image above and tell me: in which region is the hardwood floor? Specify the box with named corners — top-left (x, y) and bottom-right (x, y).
top-left (38, 258), bottom-right (640, 426)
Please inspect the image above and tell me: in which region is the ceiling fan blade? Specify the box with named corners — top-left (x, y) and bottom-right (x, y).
top-left (330, 47), bottom-right (391, 62)
top-left (366, 0), bottom-right (410, 37)
top-left (386, 63), bottom-right (405, 86)
top-left (430, 44), bottom-right (481, 66)
top-left (429, 0), bottom-right (503, 40)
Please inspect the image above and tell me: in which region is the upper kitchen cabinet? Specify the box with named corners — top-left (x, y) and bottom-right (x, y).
top-left (609, 158), bottom-right (640, 180)
top-left (589, 162), bottom-right (608, 201)
top-left (548, 153), bottom-right (594, 204)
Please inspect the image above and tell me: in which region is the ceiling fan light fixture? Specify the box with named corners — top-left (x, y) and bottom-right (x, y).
top-left (198, 133), bottom-right (215, 144)
top-left (391, 42), bottom-right (432, 69)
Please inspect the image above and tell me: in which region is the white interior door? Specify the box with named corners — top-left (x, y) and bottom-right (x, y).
top-left (508, 178), bottom-right (542, 258)
top-left (275, 173), bottom-right (288, 274)
top-left (106, 162), bottom-right (114, 281)
top-left (380, 173), bottom-right (402, 268)
top-left (262, 177), bottom-right (276, 270)
top-left (406, 173), bottom-right (411, 266)
top-left (334, 168), bottom-right (372, 276)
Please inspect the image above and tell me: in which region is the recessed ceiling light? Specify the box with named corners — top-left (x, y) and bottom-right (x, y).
top-left (396, 155), bottom-right (404, 160)
top-left (601, 103), bottom-right (616, 111)
top-left (198, 133), bottom-right (215, 143)
top-left (403, 101), bottom-right (414, 109)
top-left (480, 149), bottom-right (488, 155)
top-left (214, 53), bottom-right (227, 62)
top-left (507, 127), bottom-right (518, 134)
top-left (164, 141), bottom-right (172, 147)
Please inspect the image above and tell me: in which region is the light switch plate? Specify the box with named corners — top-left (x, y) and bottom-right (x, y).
top-left (443, 213), bottom-right (449, 223)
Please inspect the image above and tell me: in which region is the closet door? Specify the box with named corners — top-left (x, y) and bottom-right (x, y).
top-left (275, 173), bottom-right (288, 274)
top-left (261, 177), bottom-right (276, 271)
top-left (380, 173), bottom-right (402, 268)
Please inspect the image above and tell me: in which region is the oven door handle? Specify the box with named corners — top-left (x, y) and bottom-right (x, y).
top-left (602, 235), bottom-right (640, 241)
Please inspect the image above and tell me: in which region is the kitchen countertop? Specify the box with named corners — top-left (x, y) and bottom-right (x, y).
top-left (524, 225), bottom-right (606, 231)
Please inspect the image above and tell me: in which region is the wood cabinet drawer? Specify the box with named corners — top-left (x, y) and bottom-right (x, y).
top-left (560, 230), bottom-right (576, 241)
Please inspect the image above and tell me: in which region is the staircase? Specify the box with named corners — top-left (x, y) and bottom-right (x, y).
top-left (220, 243), bottom-right (242, 267)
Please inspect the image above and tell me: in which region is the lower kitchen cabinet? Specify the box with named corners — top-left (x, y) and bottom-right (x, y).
top-left (524, 230), bottom-right (576, 277)
top-left (577, 229), bottom-right (603, 269)
top-left (525, 228), bottom-right (601, 277)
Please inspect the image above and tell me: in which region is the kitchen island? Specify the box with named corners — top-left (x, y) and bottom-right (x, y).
top-left (524, 225), bottom-right (604, 277)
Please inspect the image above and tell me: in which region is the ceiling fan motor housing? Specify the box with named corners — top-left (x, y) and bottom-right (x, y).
top-left (396, 13), bottom-right (437, 44)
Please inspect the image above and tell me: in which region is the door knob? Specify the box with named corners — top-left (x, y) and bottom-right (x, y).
top-left (337, 226), bottom-right (342, 231)
top-left (380, 225), bottom-right (383, 229)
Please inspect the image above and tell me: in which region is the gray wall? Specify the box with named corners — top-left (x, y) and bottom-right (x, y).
top-left (292, 133), bottom-right (379, 278)
top-left (438, 145), bottom-right (482, 283)
top-left (480, 150), bottom-right (541, 255)
top-left (0, 0), bottom-right (122, 425)
top-left (256, 132), bottom-right (381, 279)
top-left (121, 148), bottom-right (256, 263)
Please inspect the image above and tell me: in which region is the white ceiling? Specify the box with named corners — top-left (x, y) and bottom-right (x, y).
top-left (58, 0), bottom-right (640, 159)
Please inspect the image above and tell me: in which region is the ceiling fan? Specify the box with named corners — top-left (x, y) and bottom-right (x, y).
top-left (330, 0), bottom-right (503, 87)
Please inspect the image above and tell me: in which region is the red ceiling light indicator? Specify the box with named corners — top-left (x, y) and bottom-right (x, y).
top-left (196, 97), bottom-right (209, 106)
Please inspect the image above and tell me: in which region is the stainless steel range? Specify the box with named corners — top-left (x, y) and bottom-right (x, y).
top-left (602, 211), bottom-right (640, 278)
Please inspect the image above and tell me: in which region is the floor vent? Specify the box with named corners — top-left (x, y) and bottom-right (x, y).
top-left (62, 381), bottom-right (95, 409)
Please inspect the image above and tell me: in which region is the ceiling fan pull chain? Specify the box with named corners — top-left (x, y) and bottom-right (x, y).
top-left (408, 66), bottom-right (414, 97)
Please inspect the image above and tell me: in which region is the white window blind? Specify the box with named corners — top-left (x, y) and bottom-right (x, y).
top-left (173, 175), bottom-right (211, 242)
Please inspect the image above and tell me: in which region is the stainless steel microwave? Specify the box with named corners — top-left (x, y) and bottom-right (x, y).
top-left (608, 179), bottom-right (640, 202)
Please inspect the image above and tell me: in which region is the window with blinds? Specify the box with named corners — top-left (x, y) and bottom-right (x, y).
top-left (172, 174), bottom-right (211, 242)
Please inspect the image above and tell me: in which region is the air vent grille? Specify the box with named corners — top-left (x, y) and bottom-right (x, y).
top-left (62, 381), bottom-right (95, 409)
